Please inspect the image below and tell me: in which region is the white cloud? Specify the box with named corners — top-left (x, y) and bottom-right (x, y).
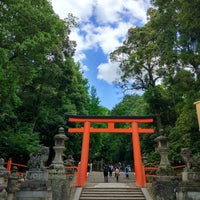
top-left (97, 61), bottom-right (120, 84)
top-left (73, 51), bottom-right (86, 63)
top-left (95, 0), bottom-right (124, 24)
top-left (51, 0), bottom-right (150, 83)
top-left (71, 21), bottom-right (133, 62)
top-left (124, 0), bottom-right (150, 24)
top-left (51, 0), bottom-right (94, 22)
top-left (94, 0), bottom-right (149, 25)
top-left (81, 64), bottom-right (89, 72)
top-left (95, 22), bottom-right (134, 54)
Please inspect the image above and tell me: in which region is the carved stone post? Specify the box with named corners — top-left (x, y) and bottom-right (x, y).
top-left (176, 148), bottom-right (200, 200)
top-left (49, 127), bottom-right (68, 200)
top-left (64, 155), bottom-right (75, 182)
top-left (16, 146), bottom-right (52, 200)
top-left (7, 166), bottom-right (22, 200)
top-left (0, 158), bottom-right (8, 200)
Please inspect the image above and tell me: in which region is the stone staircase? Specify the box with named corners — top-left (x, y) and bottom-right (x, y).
top-left (79, 187), bottom-right (146, 200)
top-left (78, 171), bottom-right (146, 200)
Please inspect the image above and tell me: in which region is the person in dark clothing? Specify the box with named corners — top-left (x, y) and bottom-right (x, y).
top-left (125, 166), bottom-right (129, 178)
top-left (109, 165), bottom-right (113, 177)
top-left (103, 165), bottom-right (109, 182)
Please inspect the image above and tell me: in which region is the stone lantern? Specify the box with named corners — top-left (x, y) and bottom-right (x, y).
top-left (49, 127), bottom-right (69, 200)
top-left (154, 129), bottom-right (171, 170)
top-left (51, 127), bottom-right (68, 168)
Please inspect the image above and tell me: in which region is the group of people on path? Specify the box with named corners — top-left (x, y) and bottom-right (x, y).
top-left (103, 163), bottom-right (130, 182)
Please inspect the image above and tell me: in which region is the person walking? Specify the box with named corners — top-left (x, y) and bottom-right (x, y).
top-left (115, 167), bottom-right (120, 182)
top-left (109, 165), bottom-right (113, 177)
top-left (89, 162), bottom-right (93, 173)
top-left (103, 165), bottom-right (109, 182)
top-left (125, 166), bottom-right (129, 178)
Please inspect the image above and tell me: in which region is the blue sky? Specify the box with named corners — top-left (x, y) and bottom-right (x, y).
top-left (51, 0), bottom-right (150, 109)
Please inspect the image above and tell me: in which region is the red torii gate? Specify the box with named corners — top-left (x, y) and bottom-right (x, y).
top-left (67, 115), bottom-right (154, 187)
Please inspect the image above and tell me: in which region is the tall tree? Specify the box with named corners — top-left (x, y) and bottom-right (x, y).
top-left (149, 0), bottom-right (200, 160)
top-left (88, 86), bottom-right (101, 115)
top-left (150, 0), bottom-right (200, 80)
top-left (0, 0), bottom-right (90, 162)
top-left (110, 24), bottom-right (166, 92)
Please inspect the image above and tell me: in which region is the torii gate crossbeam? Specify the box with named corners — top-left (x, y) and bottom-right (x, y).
top-left (67, 115), bottom-right (154, 187)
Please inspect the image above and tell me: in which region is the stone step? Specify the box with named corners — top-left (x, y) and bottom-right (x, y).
top-left (79, 187), bottom-right (146, 200)
top-left (82, 191), bottom-right (143, 194)
top-left (83, 188), bottom-right (142, 192)
top-left (80, 197), bottom-right (146, 200)
top-left (81, 193), bottom-right (144, 197)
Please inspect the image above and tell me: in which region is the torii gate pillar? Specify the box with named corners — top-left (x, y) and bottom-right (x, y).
top-left (76, 121), bottom-right (90, 186)
top-left (132, 121), bottom-right (146, 187)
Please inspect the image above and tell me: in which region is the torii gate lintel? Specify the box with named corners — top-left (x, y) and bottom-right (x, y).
top-left (67, 115), bottom-right (154, 187)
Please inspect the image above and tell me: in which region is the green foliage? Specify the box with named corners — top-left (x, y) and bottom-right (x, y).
top-left (0, 124), bottom-right (40, 163)
top-left (144, 151), bottom-right (160, 166)
top-left (0, 0), bottom-right (90, 163)
top-left (96, 133), bottom-right (132, 164)
top-left (108, 0), bottom-right (200, 166)
top-left (111, 94), bottom-right (148, 116)
top-left (110, 24), bottom-right (167, 91)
